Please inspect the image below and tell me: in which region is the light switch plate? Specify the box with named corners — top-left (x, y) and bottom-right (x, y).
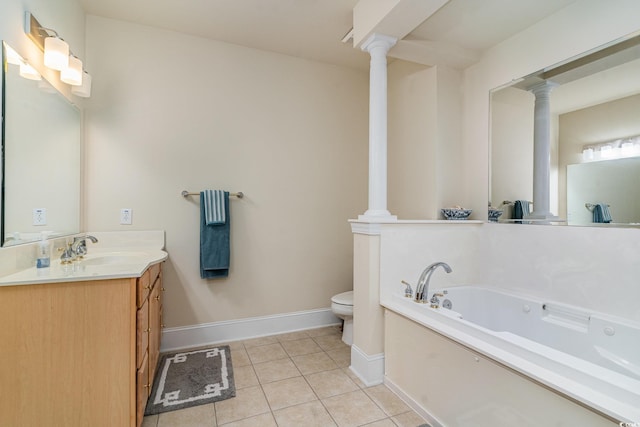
top-left (120, 208), bottom-right (132, 225)
top-left (33, 208), bottom-right (47, 225)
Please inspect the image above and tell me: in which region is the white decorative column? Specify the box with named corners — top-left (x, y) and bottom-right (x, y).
top-left (528, 80), bottom-right (558, 219)
top-left (359, 33), bottom-right (397, 220)
top-left (349, 34), bottom-right (396, 387)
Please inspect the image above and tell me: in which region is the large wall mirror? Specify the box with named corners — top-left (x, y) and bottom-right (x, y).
top-left (490, 32), bottom-right (640, 227)
top-left (1, 41), bottom-right (81, 246)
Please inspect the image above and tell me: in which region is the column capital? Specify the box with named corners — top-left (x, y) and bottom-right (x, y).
top-left (361, 33), bottom-right (397, 55)
top-left (526, 80), bottom-right (559, 96)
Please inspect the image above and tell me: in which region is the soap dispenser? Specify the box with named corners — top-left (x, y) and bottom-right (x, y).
top-left (36, 231), bottom-right (52, 268)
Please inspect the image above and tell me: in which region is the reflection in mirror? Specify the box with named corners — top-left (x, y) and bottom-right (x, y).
top-left (1, 41), bottom-right (81, 246)
top-left (490, 32), bottom-right (640, 226)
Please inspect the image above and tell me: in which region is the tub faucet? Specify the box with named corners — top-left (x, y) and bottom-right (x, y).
top-left (71, 235), bottom-right (99, 258)
top-left (414, 262), bottom-right (452, 303)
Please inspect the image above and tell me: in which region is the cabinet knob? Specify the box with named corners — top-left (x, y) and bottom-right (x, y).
top-left (155, 295), bottom-right (160, 301)
top-left (161, 287), bottom-right (165, 292)
top-left (144, 383), bottom-right (150, 389)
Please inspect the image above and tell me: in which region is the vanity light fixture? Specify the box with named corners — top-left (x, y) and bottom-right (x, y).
top-left (43, 35), bottom-right (69, 71)
top-left (19, 62), bottom-right (41, 80)
top-left (71, 71), bottom-right (92, 98)
top-left (60, 55), bottom-right (82, 85)
top-left (620, 140), bottom-right (635, 156)
top-left (4, 44), bottom-right (22, 66)
top-left (3, 42), bottom-right (41, 80)
top-left (24, 11), bottom-right (92, 96)
top-left (582, 147), bottom-right (594, 161)
top-left (582, 136), bottom-right (640, 162)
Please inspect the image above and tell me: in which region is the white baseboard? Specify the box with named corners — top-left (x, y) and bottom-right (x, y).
top-left (161, 308), bottom-right (340, 352)
top-left (384, 376), bottom-right (444, 427)
top-left (349, 344), bottom-right (384, 386)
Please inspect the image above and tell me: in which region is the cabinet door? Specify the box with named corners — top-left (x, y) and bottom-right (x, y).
top-left (149, 263), bottom-right (161, 285)
top-left (136, 351), bottom-right (150, 427)
top-left (0, 279), bottom-right (135, 427)
top-left (149, 278), bottom-right (161, 381)
top-left (136, 298), bottom-right (149, 369)
top-left (137, 269), bottom-right (151, 308)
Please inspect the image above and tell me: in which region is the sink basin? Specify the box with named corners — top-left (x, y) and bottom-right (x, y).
top-left (80, 251), bottom-right (148, 265)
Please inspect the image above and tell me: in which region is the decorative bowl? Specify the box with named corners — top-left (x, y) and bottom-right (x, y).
top-left (488, 208), bottom-right (504, 222)
top-left (441, 208), bottom-right (472, 220)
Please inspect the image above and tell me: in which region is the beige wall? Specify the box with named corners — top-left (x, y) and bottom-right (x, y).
top-left (489, 87), bottom-right (533, 209)
top-left (84, 16), bottom-right (369, 328)
top-left (388, 62), bottom-right (463, 219)
top-left (434, 65), bottom-right (464, 212)
top-left (388, 61), bottom-right (436, 218)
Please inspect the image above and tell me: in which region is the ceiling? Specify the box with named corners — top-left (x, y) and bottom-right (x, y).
top-left (79, 0), bottom-right (576, 71)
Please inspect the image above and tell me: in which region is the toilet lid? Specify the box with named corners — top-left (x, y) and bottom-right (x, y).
top-left (331, 291), bottom-right (353, 306)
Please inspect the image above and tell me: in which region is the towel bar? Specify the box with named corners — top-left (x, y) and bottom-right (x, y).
top-left (585, 202), bottom-right (609, 211)
top-left (502, 200), bottom-right (533, 205)
top-left (181, 190), bottom-right (244, 199)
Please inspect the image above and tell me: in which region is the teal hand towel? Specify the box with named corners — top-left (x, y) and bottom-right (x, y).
top-left (512, 200), bottom-right (530, 219)
top-left (593, 203), bottom-right (612, 223)
top-left (200, 191), bottom-right (230, 279)
top-left (203, 189), bottom-right (226, 225)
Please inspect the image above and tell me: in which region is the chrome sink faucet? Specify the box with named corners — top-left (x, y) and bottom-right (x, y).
top-left (414, 262), bottom-right (452, 303)
top-left (71, 235), bottom-right (99, 258)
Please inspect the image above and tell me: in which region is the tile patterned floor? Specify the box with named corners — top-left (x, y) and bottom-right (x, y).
top-left (142, 326), bottom-right (429, 427)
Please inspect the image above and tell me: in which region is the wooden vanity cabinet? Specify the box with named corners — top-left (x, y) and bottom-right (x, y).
top-left (0, 261), bottom-right (164, 427)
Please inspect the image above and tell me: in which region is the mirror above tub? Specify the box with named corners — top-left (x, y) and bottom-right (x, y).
top-left (1, 42), bottom-right (81, 246)
top-left (489, 32), bottom-right (640, 227)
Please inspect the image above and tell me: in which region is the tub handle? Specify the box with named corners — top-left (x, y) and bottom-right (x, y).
top-left (400, 280), bottom-right (413, 298)
top-left (430, 292), bottom-right (446, 309)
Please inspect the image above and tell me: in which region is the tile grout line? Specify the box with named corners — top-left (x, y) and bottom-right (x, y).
top-left (299, 349), bottom-right (341, 427)
top-left (252, 330), bottom-right (344, 426)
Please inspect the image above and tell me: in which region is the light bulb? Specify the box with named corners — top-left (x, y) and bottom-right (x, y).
top-left (71, 71), bottom-right (92, 97)
top-left (621, 141), bottom-right (634, 156)
top-left (600, 145), bottom-right (613, 159)
top-left (61, 56), bottom-right (83, 86)
top-left (19, 62), bottom-right (41, 80)
top-left (5, 45), bottom-right (22, 65)
top-left (43, 36), bottom-right (69, 71)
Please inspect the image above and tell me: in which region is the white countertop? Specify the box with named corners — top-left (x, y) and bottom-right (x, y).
top-left (0, 248), bottom-right (168, 286)
top-left (0, 231), bottom-right (168, 286)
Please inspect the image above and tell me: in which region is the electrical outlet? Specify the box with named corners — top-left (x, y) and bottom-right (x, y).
top-left (120, 208), bottom-right (132, 225)
top-left (33, 208), bottom-right (47, 225)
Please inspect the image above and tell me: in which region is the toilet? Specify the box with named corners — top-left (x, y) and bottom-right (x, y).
top-left (331, 291), bottom-right (353, 345)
